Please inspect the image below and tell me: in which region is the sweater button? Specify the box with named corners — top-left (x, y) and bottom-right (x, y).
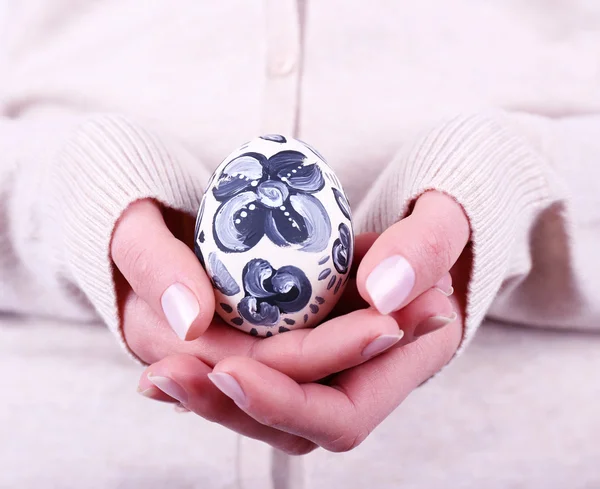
top-left (268, 57), bottom-right (296, 77)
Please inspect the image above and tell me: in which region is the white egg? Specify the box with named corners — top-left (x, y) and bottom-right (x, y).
top-left (194, 134), bottom-right (354, 337)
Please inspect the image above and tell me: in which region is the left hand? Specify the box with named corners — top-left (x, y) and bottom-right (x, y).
top-left (137, 191), bottom-right (471, 454)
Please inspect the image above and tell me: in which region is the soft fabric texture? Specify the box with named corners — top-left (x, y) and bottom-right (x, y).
top-left (3, 316), bottom-right (599, 488)
top-left (1, 0), bottom-right (599, 485)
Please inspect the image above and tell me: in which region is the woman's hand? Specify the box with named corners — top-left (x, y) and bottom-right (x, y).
top-left (135, 192), bottom-right (471, 455)
top-left (111, 199), bottom-right (448, 382)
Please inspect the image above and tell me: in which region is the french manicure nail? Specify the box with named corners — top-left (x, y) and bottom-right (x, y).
top-left (362, 332), bottom-right (405, 358)
top-left (137, 385), bottom-right (161, 399)
top-left (434, 285), bottom-right (454, 297)
top-left (414, 312), bottom-right (458, 338)
top-left (366, 255), bottom-right (416, 315)
top-left (174, 403), bottom-right (190, 413)
top-left (434, 275), bottom-right (453, 296)
top-left (147, 375), bottom-right (188, 404)
top-left (207, 372), bottom-right (247, 408)
top-left (161, 283), bottom-right (199, 340)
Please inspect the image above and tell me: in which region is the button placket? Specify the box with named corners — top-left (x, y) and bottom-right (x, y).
top-left (269, 56), bottom-right (297, 78)
top-left (238, 3), bottom-right (304, 488)
top-left (261, 0), bottom-right (302, 136)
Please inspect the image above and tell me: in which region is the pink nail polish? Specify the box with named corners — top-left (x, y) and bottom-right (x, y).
top-left (161, 283), bottom-right (199, 340)
top-left (434, 274), bottom-right (453, 296)
top-left (207, 372), bottom-right (247, 408)
top-left (147, 375), bottom-right (188, 404)
top-left (361, 333), bottom-right (404, 358)
top-left (414, 312), bottom-right (458, 338)
top-left (366, 255), bottom-right (416, 315)
top-left (137, 386), bottom-right (161, 399)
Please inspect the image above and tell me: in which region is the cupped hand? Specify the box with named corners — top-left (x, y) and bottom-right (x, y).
top-left (135, 191), bottom-right (471, 455)
top-left (111, 198), bottom-right (447, 382)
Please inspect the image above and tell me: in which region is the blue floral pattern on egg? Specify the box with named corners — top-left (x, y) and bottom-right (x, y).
top-left (194, 135), bottom-right (354, 337)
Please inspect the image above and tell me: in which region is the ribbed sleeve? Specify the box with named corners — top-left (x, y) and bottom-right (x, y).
top-left (51, 115), bottom-right (207, 356)
top-left (355, 112), bottom-right (551, 355)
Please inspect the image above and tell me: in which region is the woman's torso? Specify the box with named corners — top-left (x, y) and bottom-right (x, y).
top-left (3, 0), bottom-right (600, 329)
top-left (3, 0), bottom-right (599, 205)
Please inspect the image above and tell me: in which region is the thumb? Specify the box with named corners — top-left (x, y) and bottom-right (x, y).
top-left (111, 199), bottom-right (215, 340)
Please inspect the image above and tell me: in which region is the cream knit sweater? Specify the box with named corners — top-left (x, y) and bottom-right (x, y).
top-left (1, 0), bottom-right (600, 360)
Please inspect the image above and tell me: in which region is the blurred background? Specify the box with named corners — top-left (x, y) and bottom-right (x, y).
top-left (4, 317), bottom-right (600, 488)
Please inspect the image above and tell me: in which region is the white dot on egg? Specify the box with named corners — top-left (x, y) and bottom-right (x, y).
top-left (235, 219), bottom-right (241, 224)
top-left (288, 217), bottom-right (293, 221)
top-left (292, 170), bottom-right (297, 173)
top-left (286, 173), bottom-right (291, 177)
top-left (281, 177), bottom-right (288, 182)
top-left (284, 212), bottom-right (290, 216)
top-left (280, 206), bottom-right (286, 211)
top-left (251, 181), bottom-right (258, 187)
top-left (249, 204), bottom-right (256, 210)
top-left (238, 175), bottom-right (244, 179)
top-left (240, 211), bottom-right (248, 218)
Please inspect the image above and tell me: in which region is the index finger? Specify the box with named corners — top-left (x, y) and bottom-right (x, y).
top-left (208, 307), bottom-right (463, 452)
top-left (128, 295), bottom-right (405, 383)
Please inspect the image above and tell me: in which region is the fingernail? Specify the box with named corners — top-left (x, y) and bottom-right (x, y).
top-left (366, 255), bottom-right (416, 314)
top-left (434, 275), bottom-right (453, 296)
top-left (207, 372), bottom-right (247, 408)
top-left (147, 375), bottom-right (188, 404)
top-left (362, 332), bottom-right (404, 358)
top-left (161, 283), bottom-right (199, 340)
top-left (137, 385), bottom-right (161, 399)
top-left (174, 403), bottom-right (190, 413)
top-left (434, 285), bottom-right (454, 297)
top-left (414, 312), bottom-right (458, 338)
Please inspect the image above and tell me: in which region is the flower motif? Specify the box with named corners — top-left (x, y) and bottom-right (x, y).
top-left (194, 196), bottom-right (207, 266)
top-left (332, 188), bottom-right (352, 220)
top-left (237, 258), bottom-right (312, 326)
top-left (212, 150), bottom-right (331, 253)
top-left (332, 223), bottom-right (352, 274)
top-left (206, 252), bottom-right (240, 296)
top-left (260, 134), bottom-right (287, 143)
top-left (297, 138), bottom-right (327, 163)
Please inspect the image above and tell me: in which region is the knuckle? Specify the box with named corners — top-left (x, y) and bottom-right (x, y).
top-left (419, 222), bottom-right (453, 273)
top-left (411, 335), bottom-right (434, 367)
top-left (245, 338), bottom-right (260, 360)
top-left (259, 411), bottom-right (288, 431)
top-left (411, 322), bottom-right (461, 378)
top-left (259, 384), bottom-right (311, 431)
top-left (294, 331), bottom-right (309, 360)
top-left (281, 438), bottom-right (317, 456)
top-left (121, 293), bottom-right (157, 363)
top-left (435, 322), bottom-right (462, 365)
top-left (122, 299), bottom-right (143, 351)
top-left (326, 429), bottom-right (368, 453)
top-left (117, 238), bottom-right (154, 286)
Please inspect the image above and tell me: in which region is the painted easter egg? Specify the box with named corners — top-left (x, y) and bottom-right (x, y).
top-left (194, 134), bottom-right (354, 337)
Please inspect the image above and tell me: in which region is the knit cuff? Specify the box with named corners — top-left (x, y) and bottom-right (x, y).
top-left (355, 112), bottom-right (550, 357)
top-left (51, 114), bottom-right (207, 360)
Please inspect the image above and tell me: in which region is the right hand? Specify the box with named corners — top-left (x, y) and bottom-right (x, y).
top-left (110, 198), bottom-right (454, 380)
